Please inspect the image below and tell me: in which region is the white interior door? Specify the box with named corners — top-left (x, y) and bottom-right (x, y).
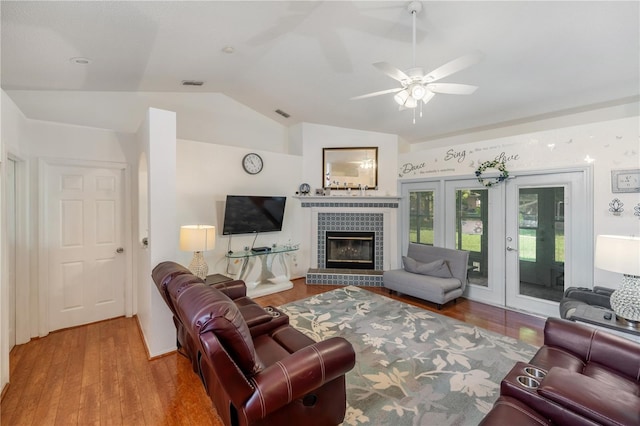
top-left (46, 163), bottom-right (126, 331)
top-left (505, 171), bottom-right (591, 317)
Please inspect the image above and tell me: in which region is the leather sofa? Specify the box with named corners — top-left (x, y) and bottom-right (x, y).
top-left (480, 317), bottom-right (640, 425)
top-left (152, 262), bottom-right (356, 426)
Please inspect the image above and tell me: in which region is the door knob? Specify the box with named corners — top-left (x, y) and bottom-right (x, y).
top-left (116, 247), bottom-right (124, 254)
top-left (506, 246), bottom-right (517, 252)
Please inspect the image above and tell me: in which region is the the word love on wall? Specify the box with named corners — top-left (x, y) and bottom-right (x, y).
top-left (398, 143), bottom-right (521, 179)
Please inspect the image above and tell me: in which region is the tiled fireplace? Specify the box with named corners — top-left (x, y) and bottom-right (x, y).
top-left (326, 231), bottom-right (375, 269)
top-left (299, 196), bottom-right (400, 287)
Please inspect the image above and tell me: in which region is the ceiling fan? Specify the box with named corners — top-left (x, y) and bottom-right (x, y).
top-left (352, 1), bottom-right (482, 121)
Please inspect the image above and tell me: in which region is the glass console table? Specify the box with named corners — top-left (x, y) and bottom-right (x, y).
top-left (226, 245), bottom-right (299, 298)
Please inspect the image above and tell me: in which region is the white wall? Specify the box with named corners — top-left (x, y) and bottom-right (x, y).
top-left (1, 93), bottom-right (31, 394)
top-left (176, 139), bottom-right (305, 278)
top-left (297, 122), bottom-right (399, 195)
top-left (399, 114), bottom-right (640, 289)
top-left (138, 108), bottom-right (179, 357)
top-left (25, 120), bottom-right (136, 164)
top-left (410, 100), bottom-right (640, 151)
top-left (6, 91), bottom-right (290, 154)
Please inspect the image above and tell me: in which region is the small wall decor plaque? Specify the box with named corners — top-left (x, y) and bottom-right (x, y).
top-left (611, 169), bottom-right (640, 193)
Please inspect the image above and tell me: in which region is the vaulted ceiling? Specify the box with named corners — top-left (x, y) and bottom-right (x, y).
top-left (2, 1), bottom-right (638, 143)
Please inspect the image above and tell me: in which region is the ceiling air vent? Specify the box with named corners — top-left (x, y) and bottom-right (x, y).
top-left (181, 80), bottom-right (204, 86)
top-left (275, 109), bottom-right (290, 118)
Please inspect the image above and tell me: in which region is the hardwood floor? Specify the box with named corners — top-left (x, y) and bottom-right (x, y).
top-left (1, 279), bottom-right (545, 425)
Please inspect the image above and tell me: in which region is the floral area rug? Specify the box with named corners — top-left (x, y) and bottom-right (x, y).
top-left (279, 286), bottom-right (538, 426)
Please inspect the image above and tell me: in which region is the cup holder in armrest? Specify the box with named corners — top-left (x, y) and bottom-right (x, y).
top-left (516, 375), bottom-right (540, 389)
top-left (265, 306), bottom-right (281, 317)
top-left (524, 366), bottom-right (547, 379)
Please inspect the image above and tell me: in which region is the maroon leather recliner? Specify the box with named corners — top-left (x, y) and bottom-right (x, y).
top-left (481, 318), bottom-right (640, 425)
top-left (151, 261), bottom-right (288, 373)
top-left (175, 281), bottom-right (356, 426)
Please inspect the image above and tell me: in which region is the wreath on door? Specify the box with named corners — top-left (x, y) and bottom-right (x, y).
top-left (475, 160), bottom-right (509, 187)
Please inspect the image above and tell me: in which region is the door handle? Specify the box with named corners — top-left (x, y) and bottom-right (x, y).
top-left (506, 246), bottom-right (517, 252)
top-left (116, 247), bottom-right (124, 254)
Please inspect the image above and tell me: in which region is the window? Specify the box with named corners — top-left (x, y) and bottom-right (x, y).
top-left (409, 191), bottom-right (434, 245)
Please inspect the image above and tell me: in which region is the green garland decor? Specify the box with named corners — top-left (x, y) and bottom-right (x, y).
top-left (475, 160), bottom-right (509, 187)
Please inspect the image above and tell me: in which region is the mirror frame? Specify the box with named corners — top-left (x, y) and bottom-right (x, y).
top-left (322, 147), bottom-right (378, 190)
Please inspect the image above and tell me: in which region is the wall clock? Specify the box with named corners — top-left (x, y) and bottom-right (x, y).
top-left (611, 169), bottom-right (640, 193)
top-left (242, 153), bottom-right (263, 175)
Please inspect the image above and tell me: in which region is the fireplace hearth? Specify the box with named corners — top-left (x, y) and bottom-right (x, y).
top-left (325, 231), bottom-right (375, 270)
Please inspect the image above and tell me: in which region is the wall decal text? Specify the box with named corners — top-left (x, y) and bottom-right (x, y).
top-left (444, 149), bottom-right (466, 163)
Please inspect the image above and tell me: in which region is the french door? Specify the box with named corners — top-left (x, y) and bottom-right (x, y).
top-left (444, 179), bottom-right (505, 306)
top-left (402, 168), bottom-right (591, 316)
top-left (505, 172), bottom-right (591, 317)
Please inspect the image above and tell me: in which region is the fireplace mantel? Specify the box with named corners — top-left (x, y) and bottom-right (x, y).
top-left (294, 195), bottom-right (402, 205)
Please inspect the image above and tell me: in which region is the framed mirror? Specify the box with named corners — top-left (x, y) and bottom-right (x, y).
top-left (323, 147), bottom-right (378, 190)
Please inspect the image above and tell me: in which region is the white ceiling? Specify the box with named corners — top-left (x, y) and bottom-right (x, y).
top-left (2, 1), bottom-right (639, 143)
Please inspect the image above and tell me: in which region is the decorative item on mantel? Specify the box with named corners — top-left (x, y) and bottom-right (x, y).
top-left (179, 225), bottom-right (216, 279)
top-left (595, 235), bottom-right (640, 323)
top-left (297, 183), bottom-right (311, 196)
top-left (608, 198), bottom-right (624, 216)
top-left (634, 203), bottom-right (640, 218)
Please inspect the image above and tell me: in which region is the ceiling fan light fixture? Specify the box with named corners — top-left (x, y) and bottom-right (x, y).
top-left (410, 84), bottom-right (426, 100)
top-left (351, 0), bottom-right (481, 122)
top-left (404, 96), bottom-right (418, 109)
top-left (394, 89), bottom-right (410, 105)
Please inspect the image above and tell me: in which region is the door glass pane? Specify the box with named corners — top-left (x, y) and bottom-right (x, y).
top-left (518, 193), bottom-right (538, 261)
top-left (518, 187), bottom-right (564, 302)
top-left (455, 189), bottom-right (488, 286)
top-left (409, 191), bottom-right (434, 245)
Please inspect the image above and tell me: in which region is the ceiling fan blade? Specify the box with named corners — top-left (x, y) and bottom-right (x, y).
top-left (427, 83), bottom-right (478, 95)
top-left (350, 87), bottom-right (402, 100)
top-left (423, 52), bottom-right (484, 83)
top-left (373, 62), bottom-right (410, 82)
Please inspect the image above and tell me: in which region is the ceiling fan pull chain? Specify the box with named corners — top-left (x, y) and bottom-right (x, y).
top-left (413, 108), bottom-right (416, 124)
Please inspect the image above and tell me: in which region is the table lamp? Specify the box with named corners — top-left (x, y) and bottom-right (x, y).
top-left (595, 235), bottom-right (640, 323)
top-left (179, 225), bottom-right (216, 279)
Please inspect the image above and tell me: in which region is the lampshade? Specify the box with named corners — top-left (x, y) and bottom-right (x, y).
top-left (403, 96), bottom-right (418, 109)
top-left (595, 235), bottom-right (640, 276)
top-left (595, 234), bottom-right (640, 323)
top-left (179, 225), bottom-right (215, 279)
top-left (179, 225), bottom-right (216, 252)
top-left (394, 89), bottom-right (410, 106)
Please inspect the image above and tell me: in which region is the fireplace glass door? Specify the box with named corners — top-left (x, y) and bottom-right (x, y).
top-left (326, 231), bottom-right (375, 269)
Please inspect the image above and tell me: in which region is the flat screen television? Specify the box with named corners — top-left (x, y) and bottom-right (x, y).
top-left (222, 195), bottom-right (287, 235)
